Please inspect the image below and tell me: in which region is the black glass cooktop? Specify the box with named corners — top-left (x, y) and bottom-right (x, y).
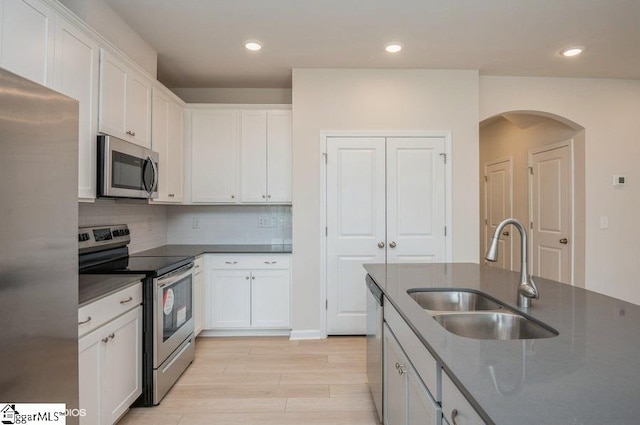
top-left (80, 255), bottom-right (193, 277)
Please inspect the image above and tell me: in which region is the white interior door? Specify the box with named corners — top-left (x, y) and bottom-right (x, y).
top-left (484, 159), bottom-right (512, 270)
top-left (386, 137), bottom-right (446, 263)
top-left (326, 137), bottom-right (386, 334)
top-left (530, 144), bottom-right (572, 284)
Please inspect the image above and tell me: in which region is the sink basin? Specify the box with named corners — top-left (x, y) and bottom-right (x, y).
top-left (408, 290), bottom-right (503, 312)
top-left (432, 312), bottom-right (558, 340)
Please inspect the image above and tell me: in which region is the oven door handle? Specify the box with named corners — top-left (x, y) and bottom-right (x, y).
top-left (157, 262), bottom-right (194, 288)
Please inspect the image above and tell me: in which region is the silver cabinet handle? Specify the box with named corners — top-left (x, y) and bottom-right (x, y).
top-left (246, 276), bottom-right (250, 280)
top-left (101, 337), bottom-right (109, 343)
top-left (451, 409), bottom-right (459, 425)
top-left (560, 238), bottom-right (568, 244)
top-left (78, 316), bottom-right (92, 325)
top-left (389, 241), bottom-right (397, 248)
top-left (267, 195), bottom-right (271, 199)
top-left (119, 296), bottom-right (133, 304)
top-left (262, 195), bottom-right (266, 199)
top-left (394, 362), bottom-right (406, 375)
top-left (225, 261), bottom-right (238, 264)
top-left (231, 195), bottom-right (235, 199)
top-left (251, 276), bottom-right (255, 280)
top-left (109, 333), bottom-right (115, 339)
top-left (378, 242), bottom-right (385, 248)
top-left (126, 130), bottom-right (136, 137)
top-left (264, 261), bottom-right (278, 264)
top-left (168, 194), bottom-right (175, 197)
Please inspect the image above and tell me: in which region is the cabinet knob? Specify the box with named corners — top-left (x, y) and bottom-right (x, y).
top-left (251, 276), bottom-right (255, 280)
top-left (267, 195), bottom-right (271, 199)
top-left (389, 241), bottom-right (397, 248)
top-left (231, 195), bottom-right (235, 199)
top-left (246, 276), bottom-right (250, 280)
top-left (560, 238), bottom-right (568, 244)
top-left (109, 333), bottom-right (115, 339)
top-left (378, 242), bottom-right (385, 248)
top-left (262, 195), bottom-right (266, 199)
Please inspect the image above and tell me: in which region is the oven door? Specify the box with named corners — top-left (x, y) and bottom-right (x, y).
top-left (98, 134), bottom-right (159, 199)
top-left (153, 263), bottom-right (194, 368)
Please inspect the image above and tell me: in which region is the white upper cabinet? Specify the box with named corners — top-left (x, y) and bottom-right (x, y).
top-left (53, 19), bottom-right (99, 201)
top-left (98, 49), bottom-right (151, 148)
top-left (189, 109), bottom-right (239, 203)
top-left (187, 106), bottom-right (291, 205)
top-left (240, 110), bottom-right (292, 203)
top-left (151, 86), bottom-right (184, 203)
top-left (0, 0), bottom-right (55, 86)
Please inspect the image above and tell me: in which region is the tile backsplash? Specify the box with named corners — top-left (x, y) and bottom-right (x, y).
top-left (80, 202), bottom-right (292, 251)
top-left (167, 205), bottom-right (292, 245)
top-left (79, 200), bottom-right (168, 253)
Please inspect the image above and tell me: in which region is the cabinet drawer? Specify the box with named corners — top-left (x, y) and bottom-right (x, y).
top-left (194, 255), bottom-right (204, 275)
top-left (212, 254), bottom-right (290, 269)
top-left (442, 372), bottom-right (486, 425)
top-left (78, 282), bottom-right (142, 337)
top-left (384, 299), bottom-right (439, 401)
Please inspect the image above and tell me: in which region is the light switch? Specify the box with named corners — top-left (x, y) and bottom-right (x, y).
top-left (600, 216), bottom-right (609, 229)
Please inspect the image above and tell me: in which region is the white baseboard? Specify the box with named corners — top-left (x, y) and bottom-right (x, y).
top-left (289, 329), bottom-right (325, 340)
top-left (198, 329), bottom-right (291, 337)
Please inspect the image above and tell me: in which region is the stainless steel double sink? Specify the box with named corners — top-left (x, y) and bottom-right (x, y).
top-left (408, 290), bottom-right (558, 340)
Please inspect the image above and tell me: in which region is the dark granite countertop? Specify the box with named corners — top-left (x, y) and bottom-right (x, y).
top-left (364, 262), bottom-right (640, 425)
top-left (79, 274), bottom-right (145, 307)
top-left (132, 244), bottom-right (292, 257)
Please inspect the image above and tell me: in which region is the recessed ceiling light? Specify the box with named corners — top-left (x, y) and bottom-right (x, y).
top-left (384, 42), bottom-right (403, 54)
top-left (560, 46), bottom-right (585, 57)
top-left (244, 41), bottom-right (263, 51)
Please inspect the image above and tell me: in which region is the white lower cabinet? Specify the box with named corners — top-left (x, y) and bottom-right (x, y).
top-left (441, 373), bottom-right (486, 425)
top-left (383, 322), bottom-right (440, 425)
top-left (207, 254), bottom-right (291, 330)
top-left (79, 284), bottom-right (142, 425)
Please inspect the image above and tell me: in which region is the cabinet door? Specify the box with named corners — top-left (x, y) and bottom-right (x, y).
top-left (267, 110), bottom-right (292, 203)
top-left (384, 324), bottom-right (408, 425)
top-left (191, 109), bottom-right (239, 203)
top-left (210, 269), bottom-right (251, 327)
top-left (0, 0), bottom-right (55, 86)
top-left (126, 71), bottom-right (151, 148)
top-left (99, 49), bottom-right (127, 139)
top-left (250, 269), bottom-right (291, 328)
top-left (386, 137), bottom-right (447, 264)
top-left (241, 110), bottom-right (268, 203)
top-left (79, 330), bottom-right (104, 425)
top-left (166, 99), bottom-right (184, 201)
top-left (152, 88), bottom-right (169, 200)
top-left (441, 373), bottom-right (486, 425)
top-left (104, 306), bottom-right (142, 424)
top-left (53, 19), bottom-right (99, 201)
top-left (407, 365), bottom-right (440, 425)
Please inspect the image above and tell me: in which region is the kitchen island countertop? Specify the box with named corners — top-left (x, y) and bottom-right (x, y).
top-left (364, 262), bottom-right (640, 425)
top-left (132, 244), bottom-right (292, 257)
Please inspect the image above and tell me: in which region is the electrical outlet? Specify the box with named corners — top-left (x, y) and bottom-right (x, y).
top-left (270, 216), bottom-right (278, 228)
top-left (192, 217), bottom-right (200, 229)
top-left (600, 216), bottom-right (609, 229)
top-left (258, 217), bottom-right (270, 228)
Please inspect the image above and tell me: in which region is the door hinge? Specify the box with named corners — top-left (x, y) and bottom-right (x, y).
top-left (484, 175), bottom-right (487, 182)
top-left (484, 219), bottom-right (488, 225)
top-left (322, 152), bottom-right (327, 164)
top-left (444, 226), bottom-right (447, 236)
top-left (325, 300), bottom-right (328, 310)
top-left (440, 153), bottom-right (447, 164)
top-left (530, 221), bottom-right (533, 229)
top-left (528, 166), bottom-right (533, 175)
top-left (325, 226), bottom-right (328, 237)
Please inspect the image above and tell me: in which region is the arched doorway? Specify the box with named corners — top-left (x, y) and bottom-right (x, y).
top-left (479, 111), bottom-right (585, 287)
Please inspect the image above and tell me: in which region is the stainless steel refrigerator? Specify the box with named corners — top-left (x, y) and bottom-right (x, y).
top-left (0, 67), bottom-right (79, 422)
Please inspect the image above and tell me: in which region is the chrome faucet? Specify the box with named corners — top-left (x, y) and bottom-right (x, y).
top-left (485, 218), bottom-right (539, 308)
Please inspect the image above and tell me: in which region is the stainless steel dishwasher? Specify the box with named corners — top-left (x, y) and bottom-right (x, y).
top-left (366, 275), bottom-right (384, 422)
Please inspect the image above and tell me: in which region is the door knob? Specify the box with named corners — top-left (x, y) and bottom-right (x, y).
top-left (389, 241), bottom-right (397, 248)
top-left (378, 242), bottom-right (385, 248)
top-left (559, 238), bottom-right (568, 244)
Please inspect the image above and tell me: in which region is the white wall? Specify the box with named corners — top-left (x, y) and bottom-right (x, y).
top-left (79, 201), bottom-right (167, 253)
top-left (172, 88), bottom-right (292, 104)
top-left (167, 205), bottom-right (292, 244)
top-left (292, 68), bottom-right (480, 334)
top-left (480, 76), bottom-right (640, 305)
top-left (60, 0), bottom-right (158, 77)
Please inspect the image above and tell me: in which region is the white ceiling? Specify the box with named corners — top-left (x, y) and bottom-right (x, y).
top-left (103, 0), bottom-right (640, 89)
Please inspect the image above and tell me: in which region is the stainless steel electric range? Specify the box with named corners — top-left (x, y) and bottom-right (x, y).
top-left (79, 224), bottom-right (195, 406)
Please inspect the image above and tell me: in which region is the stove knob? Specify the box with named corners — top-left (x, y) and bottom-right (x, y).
top-left (124, 229), bottom-right (130, 235)
top-left (78, 234), bottom-right (83, 242)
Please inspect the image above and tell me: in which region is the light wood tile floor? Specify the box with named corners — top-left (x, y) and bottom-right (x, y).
top-left (117, 336), bottom-right (379, 425)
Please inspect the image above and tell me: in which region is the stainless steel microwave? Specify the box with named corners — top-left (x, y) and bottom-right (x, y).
top-left (97, 135), bottom-right (159, 199)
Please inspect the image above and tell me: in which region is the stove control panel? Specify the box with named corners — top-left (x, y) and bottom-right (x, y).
top-left (78, 224), bottom-right (130, 254)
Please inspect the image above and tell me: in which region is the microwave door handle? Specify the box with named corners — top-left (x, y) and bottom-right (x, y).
top-left (148, 155), bottom-right (159, 195)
